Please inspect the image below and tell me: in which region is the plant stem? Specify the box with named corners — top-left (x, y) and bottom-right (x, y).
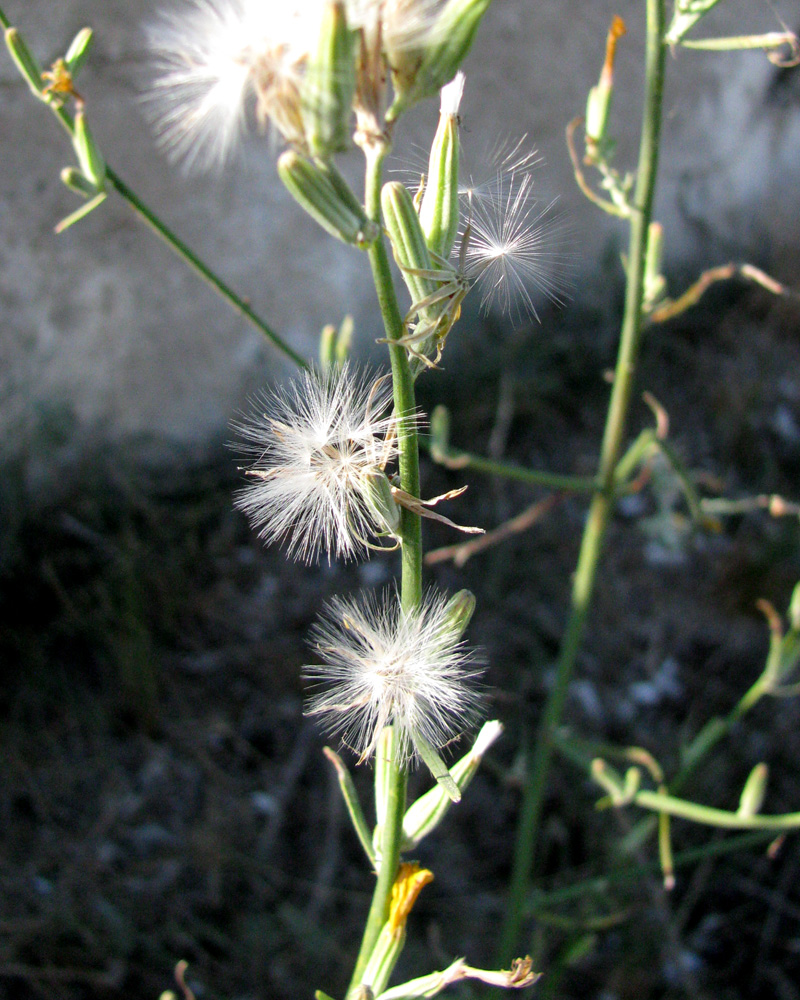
top-left (0, 6), bottom-right (306, 369)
top-left (104, 169), bottom-right (308, 369)
top-left (423, 437), bottom-right (599, 492)
top-left (346, 139), bottom-right (421, 996)
top-left (498, 0), bottom-right (667, 965)
top-left (628, 789), bottom-right (800, 830)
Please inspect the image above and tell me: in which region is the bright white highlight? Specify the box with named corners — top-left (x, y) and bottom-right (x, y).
top-left (460, 140), bottom-right (573, 321)
top-left (439, 69), bottom-right (465, 117)
top-left (233, 365), bottom-right (401, 564)
top-left (144, 0), bottom-right (317, 172)
top-left (305, 589), bottom-right (484, 763)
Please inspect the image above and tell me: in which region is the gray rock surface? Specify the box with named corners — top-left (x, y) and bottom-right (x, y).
top-left (1, 0), bottom-right (798, 474)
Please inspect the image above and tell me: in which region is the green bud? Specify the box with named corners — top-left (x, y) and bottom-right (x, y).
top-left (789, 582), bottom-right (800, 632)
top-left (387, 0), bottom-right (492, 121)
top-left (65, 27), bottom-right (94, 78)
top-left (278, 150), bottom-right (378, 247)
top-left (381, 181), bottom-right (439, 322)
top-left (643, 221), bottom-right (667, 308)
top-left (418, 78), bottom-right (462, 258)
top-left (364, 471), bottom-right (402, 538)
top-left (319, 323), bottom-right (337, 370)
top-left (402, 720), bottom-right (502, 849)
top-left (737, 763), bottom-right (768, 817)
top-left (442, 589), bottom-right (476, 639)
top-left (73, 109), bottom-right (106, 187)
top-left (5, 27), bottom-right (45, 98)
top-left (60, 166), bottom-right (98, 198)
top-left (429, 404), bottom-right (451, 461)
top-left (585, 16), bottom-right (626, 156)
top-left (302, 0), bottom-right (356, 159)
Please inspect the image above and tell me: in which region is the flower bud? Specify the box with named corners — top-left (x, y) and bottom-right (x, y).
top-left (585, 15), bottom-right (626, 157)
top-left (789, 582), bottom-right (800, 632)
top-left (442, 588), bottom-right (476, 639)
top-left (4, 27), bottom-right (45, 98)
top-left (402, 720), bottom-right (502, 848)
top-left (65, 27), bottom-right (93, 78)
top-left (643, 221), bottom-right (666, 308)
top-left (278, 150), bottom-right (378, 247)
top-left (361, 864), bottom-right (434, 996)
top-left (387, 0), bottom-right (491, 121)
top-left (364, 471), bottom-right (402, 539)
top-left (737, 763), bottom-right (768, 818)
top-left (419, 73), bottom-right (463, 259)
top-left (381, 181), bottom-right (442, 340)
top-left (429, 404), bottom-right (451, 461)
top-left (73, 109), bottom-right (106, 188)
top-left (302, 0), bottom-right (356, 159)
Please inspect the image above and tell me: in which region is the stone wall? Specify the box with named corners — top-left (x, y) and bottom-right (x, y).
top-left (1, 0), bottom-right (798, 471)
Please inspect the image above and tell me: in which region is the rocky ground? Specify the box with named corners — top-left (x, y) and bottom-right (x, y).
top-left (2, 289), bottom-right (800, 1000)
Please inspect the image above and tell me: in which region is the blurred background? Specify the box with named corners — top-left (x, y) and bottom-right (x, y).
top-left (2, 1), bottom-right (800, 998)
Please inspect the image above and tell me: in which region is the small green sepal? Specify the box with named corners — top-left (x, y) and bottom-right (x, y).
top-left (738, 763), bottom-right (768, 818)
top-left (60, 166), bottom-right (98, 199)
top-left (5, 27), bottom-right (45, 98)
top-left (73, 109), bottom-right (106, 187)
top-left (65, 27), bottom-right (94, 78)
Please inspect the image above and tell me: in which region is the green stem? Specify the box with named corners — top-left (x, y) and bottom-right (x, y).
top-left (628, 789), bottom-right (800, 830)
top-left (498, 0), bottom-right (667, 965)
top-left (423, 437), bottom-right (599, 492)
top-left (619, 669), bottom-right (772, 852)
top-left (346, 139), bottom-right (421, 996)
top-left (0, 7), bottom-right (306, 369)
top-left (104, 169), bottom-right (308, 369)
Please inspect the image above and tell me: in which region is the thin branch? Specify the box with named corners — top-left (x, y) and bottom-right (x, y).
top-left (424, 493), bottom-right (562, 567)
top-left (566, 116), bottom-right (630, 219)
top-left (647, 263), bottom-right (799, 325)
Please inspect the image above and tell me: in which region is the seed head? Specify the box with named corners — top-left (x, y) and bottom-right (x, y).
top-left (144, 0), bottom-right (319, 171)
top-left (305, 588), bottom-right (484, 763)
top-left (233, 365), bottom-right (402, 563)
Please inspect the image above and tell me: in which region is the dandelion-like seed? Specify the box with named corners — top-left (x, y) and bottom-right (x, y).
top-left (144, 0), bottom-right (316, 171)
top-left (463, 165), bottom-right (572, 322)
top-left (234, 365), bottom-right (403, 563)
top-left (305, 589), bottom-right (484, 764)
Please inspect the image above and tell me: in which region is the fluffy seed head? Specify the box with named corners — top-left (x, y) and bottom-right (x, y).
top-left (305, 589), bottom-right (484, 763)
top-left (144, 0), bottom-right (319, 171)
top-left (233, 365), bottom-right (402, 563)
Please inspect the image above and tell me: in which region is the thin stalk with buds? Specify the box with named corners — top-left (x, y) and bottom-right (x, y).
top-left (499, 0), bottom-right (668, 964)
